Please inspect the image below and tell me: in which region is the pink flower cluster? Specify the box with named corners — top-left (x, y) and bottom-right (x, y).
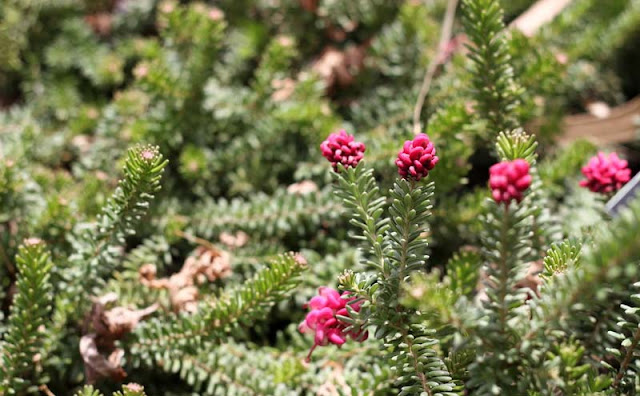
top-left (299, 287), bottom-right (367, 361)
top-left (489, 159), bottom-right (532, 205)
top-left (395, 133), bottom-right (439, 181)
top-left (579, 152), bottom-right (631, 194)
top-left (320, 130), bottom-right (365, 171)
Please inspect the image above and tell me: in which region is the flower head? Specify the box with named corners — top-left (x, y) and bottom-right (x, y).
top-left (395, 133), bottom-right (439, 181)
top-left (579, 152), bottom-right (631, 194)
top-left (320, 130), bottom-right (365, 171)
top-left (136, 144), bottom-right (160, 163)
top-left (489, 159), bottom-right (532, 205)
top-left (299, 287), bottom-right (367, 361)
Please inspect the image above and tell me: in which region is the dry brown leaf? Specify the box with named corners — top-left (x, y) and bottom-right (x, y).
top-left (207, 7), bottom-right (224, 21)
top-left (312, 45), bottom-right (367, 93)
top-left (124, 383), bottom-right (145, 392)
top-left (516, 260), bottom-right (543, 299)
top-left (299, 0), bottom-right (319, 12)
top-left (172, 286), bottom-right (199, 313)
top-left (475, 260), bottom-right (543, 304)
top-left (436, 34), bottom-right (467, 65)
top-left (586, 101), bottom-right (612, 119)
top-left (324, 22), bottom-right (353, 43)
top-left (277, 35), bottom-right (295, 48)
top-left (139, 263), bottom-right (157, 282)
top-left (94, 292), bottom-right (118, 306)
top-left (85, 13), bottom-right (113, 36)
top-left (80, 335), bottom-right (127, 384)
top-left (194, 247), bottom-right (232, 282)
top-left (81, 294), bottom-right (157, 384)
top-left (509, 0), bottom-right (574, 37)
top-left (102, 305), bottom-right (159, 339)
top-left (219, 231), bottom-right (250, 249)
top-left (316, 361), bottom-right (348, 396)
top-left (271, 78), bottom-right (296, 102)
top-left (292, 252), bottom-right (308, 267)
top-left (88, 293), bottom-right (157, 347)
top-left (158, 0), bottom-right (176, 14)
top-left (24, 237), bottom-right (43, 246)
top-left (140, 247), bottom-right (231, 312)
top-left (133, 63), bottom-right (149, 79)
top-left (287, 180), bottom-right (318, 195)
top-left (72, 135), bottom-right (93, 154)
top-left (555, 52), bottom-right (569, 65)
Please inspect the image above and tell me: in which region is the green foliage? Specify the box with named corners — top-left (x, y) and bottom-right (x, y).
top-left (385, 324), bottom-right (457, 396)
top-left (383, 181), bottom-right (456, 395)
top-left (333, 163), bottom-right (389, 272)
top-left (75, 384), bottom-right (147, 396)
top-left (0, 241), bottom-right (53, 394)
top-left (159, 341), bottom-right (306, 395)
top-left (525, 198), bottom-right (640, 393)
top-left (605, 282), bottom-right (640, 393)
top-left (535, 199), bottom-right (640, 330)
top-left (495, 129), bottom-right (538, 162)
top-left (193, 187), bottom-right (342, 243)
top-left (468, 192), bottom-right (535, 393)
top-left (424, 103), bottom-right (476, 195)
top-left (45, 18), bottom-right (125, 88)
top-left (462, 0), bottom-right (522, 135)
top-left (335, 166), bottom-right (456, 395)
top-left (384, 180), bottom-right (435, 303)
top-left (539, 140), bottom-right (596, 196)
top-left (0, 0), bottom-right (72, 77)
top-left (498, 129), bottom-right (560, 255)
top-left (113, 383), bottom-right (147, 396)
top-left (128, 253), bottom-right (307, 365)
top-left (541, 340), bottom-right (611, 395)
top-left (541, 239), bottom-right (582, 280)
top-left (64, 145), bottom-right (167, 308)
top-left (104, 235), bottom-right (173, 307)
top-left (74, 386), bottom-right (103, 396)
top-left (446, 250), bottom-right (482, 298)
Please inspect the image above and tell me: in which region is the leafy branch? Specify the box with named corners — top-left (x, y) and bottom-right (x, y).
top-left (0, 241), bottom-right (53, 394)
top-left (128, 253), bottom-right (307, 364)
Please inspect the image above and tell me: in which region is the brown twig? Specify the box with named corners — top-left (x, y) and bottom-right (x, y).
top-left (614, 328), bottom-right (640, 388)
top-left (412, 0), bottom-right (459, 135)
top-left (174, 229), bottom-right (220, 253)
top-left (0, 241), bottom-right (13, 275)
top-left (509, 0), bottom-right (574, 37)
top-left (39, 384), bottom-right (56, 396)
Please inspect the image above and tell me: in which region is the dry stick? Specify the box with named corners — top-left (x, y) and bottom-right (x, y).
top-left (509, 0), bottom-right (574, 37)
top-left (412, 0), bottom-right (459, 135)
top-left (39, 384), bottom-right (56, 396)
top-left (411, 0), bottom-right (575, 135)
top-left (174, 229), bottom-right (220, 253)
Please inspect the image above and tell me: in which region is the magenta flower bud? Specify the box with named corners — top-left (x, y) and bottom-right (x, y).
top-left (320, 130), bottom-right (365, 171)
top-left (299, 287), bottom-right (367, 361)
top-left (579, 152), bottom-right (631, 194)
top-left (489, 159), bottom-right (532, 205)
top-left (395, 133), bottom-right (439, 181)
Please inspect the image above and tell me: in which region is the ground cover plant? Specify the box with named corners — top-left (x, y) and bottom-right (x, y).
top-left (1, 0), bottom-right (640, 394)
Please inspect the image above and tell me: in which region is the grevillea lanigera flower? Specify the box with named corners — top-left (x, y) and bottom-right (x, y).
top-left (489, 159), bottom-right (532, 205)
top-left (396, 133), bottom-right (439, 181)
top-left (299, 287), bottom-right (367, 361)
top-left (320, 130), bottom-right (365, 171)
top-left (579, 152), bottom-right (631, 194)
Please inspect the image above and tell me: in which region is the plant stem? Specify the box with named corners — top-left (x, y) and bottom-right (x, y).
top-left (412, 0), bottom-right (459, 134)
top-left (498, 204), bottom-right (510, 338)
top-left (614, 327), bottom-right (640, 388)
